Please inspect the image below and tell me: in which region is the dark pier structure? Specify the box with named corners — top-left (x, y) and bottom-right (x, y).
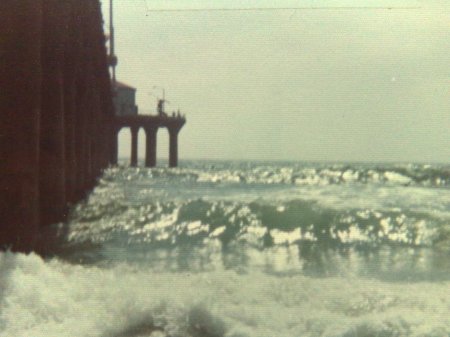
top-left (113, 114), bottom-right (185, 168)
top-left (0, 1), bottom-right (185, 252)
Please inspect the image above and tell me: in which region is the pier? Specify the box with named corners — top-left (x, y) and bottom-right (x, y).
top-left (113, 115), bottom-right (186, 168)
top-left (0, 0), bottom-right (186, 252)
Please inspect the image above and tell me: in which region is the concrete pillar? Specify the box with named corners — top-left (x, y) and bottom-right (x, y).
top-left (63, 80), bottom-right (77, 203)
top-left (0, 1), bottom-right (43, 252)
top-left (83, 1), bottom-right (97, 191)
top-left (111, 127), bottom-right (120, 165)
top-left (130, 127), bottom-right (139, 167)
top-left (39, 64), bottom-right (66, 227)
top-left (71, 2), bottom-right (87, 202)
top-left (104, 100), bottom-right (116, 168)
top-left (74, 91), bottom-right (88, 199)
top-left (90, 85), bottom-right (102, 179)
top-left (168, 127), bottom-right (181, 168)
top-left (63, 2), bottom-right (78, 204)
top-left (39, 0), bottom-right (69, 227)
top-left (74, 75), bottom-right (95, 198)
top-left (90, 0), bottom-right (112, 173)
top-left (84, 107), bottom-right (94, 189)
top-left (144, 126), bottom-right (158, 167)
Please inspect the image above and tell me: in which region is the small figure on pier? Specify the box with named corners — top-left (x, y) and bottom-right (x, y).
top-left (157, 98), bottom-right (167, 116)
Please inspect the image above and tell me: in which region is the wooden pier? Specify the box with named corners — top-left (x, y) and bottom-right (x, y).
top-left (113, 114), bottom-right (186, 168)
top-left (0, 0), bottom-right (186, 252)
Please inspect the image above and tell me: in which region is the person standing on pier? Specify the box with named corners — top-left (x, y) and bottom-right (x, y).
top-left (157, 99), bottom-right (167, 116)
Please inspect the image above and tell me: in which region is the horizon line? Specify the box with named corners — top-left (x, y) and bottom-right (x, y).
top-left (142, 7), bottom-right (422, 13)
top-left (117, 157), bottom-right (450, 165)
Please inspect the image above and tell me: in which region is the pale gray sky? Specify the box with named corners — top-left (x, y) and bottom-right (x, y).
top-left (102, 1), bottom-right (450, 162)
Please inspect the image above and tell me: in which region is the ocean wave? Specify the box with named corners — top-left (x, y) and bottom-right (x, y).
top-left (65, 197), bottom-right (446, 249)
top-left (52, 163), bottom-right (450, 278)
top-left (106, 163), bottom-right (450, 188)
top-left (0, 252), bottom-right (449, 337)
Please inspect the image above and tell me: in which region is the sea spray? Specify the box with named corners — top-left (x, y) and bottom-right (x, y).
top-left (1, 252), bottom-right (450, 337)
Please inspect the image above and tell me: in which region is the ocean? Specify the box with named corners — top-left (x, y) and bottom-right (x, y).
top-left (1, 160), bottom-right (449, 337)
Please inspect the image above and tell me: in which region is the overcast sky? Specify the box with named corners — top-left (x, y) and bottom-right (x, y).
top-left (101, 0), bottom-right (450, 163)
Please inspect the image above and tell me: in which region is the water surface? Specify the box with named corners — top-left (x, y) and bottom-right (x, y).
top-left (1, 161), bottom-right (449, 336)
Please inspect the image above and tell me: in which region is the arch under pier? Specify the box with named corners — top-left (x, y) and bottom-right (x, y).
top-left (113, 114), bottom-right (186, 168)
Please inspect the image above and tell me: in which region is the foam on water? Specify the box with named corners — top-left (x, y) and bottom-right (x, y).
top-left (1, 252), bottom-right (449, 337)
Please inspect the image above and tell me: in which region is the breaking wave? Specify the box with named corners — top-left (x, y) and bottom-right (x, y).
top-left (66, 197), bottom-right (448, 248)
top-left (1, 252), bottom-right (449, 337)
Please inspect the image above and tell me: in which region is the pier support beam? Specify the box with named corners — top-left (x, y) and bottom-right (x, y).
top-left (0, 0), bottom-right (116, 252)
top-left (168, 127), bottom-right (181, 168)
top-left (39, 0), bottom-right (69, 227)
top-left (144, 126), bottom-right (158, 167)
top-left (63, 81), bottom-right (77, 203)
top-left (111, 127), bottom-right (120, 165)
top-left (74, 90), bottom-right (88, 199)
top-left (0, 1), bottom-right (43, 251)
top-left (130, 127), bottom-right (139, 167)
top-left (39, 63), bottom-right (67, 226)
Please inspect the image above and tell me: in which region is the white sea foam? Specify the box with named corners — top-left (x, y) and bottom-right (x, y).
top-left (270, 228), bottom-right (302, 245)
top-left (384, 171), bottom-right (412, 185)
top-left (1, 252), bottom-right (449, 337)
